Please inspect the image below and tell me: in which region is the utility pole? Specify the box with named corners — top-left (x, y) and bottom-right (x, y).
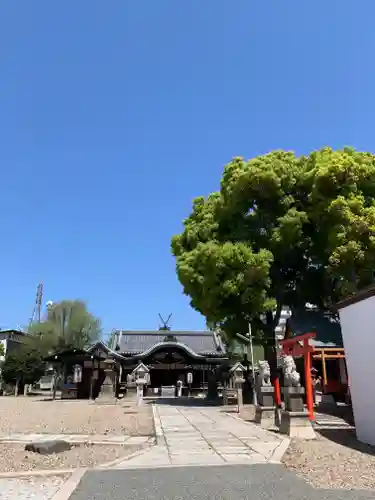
top-left (248, 323), bottom-right (258, 406)
top-left (235, 326), bottom-right (258, 406)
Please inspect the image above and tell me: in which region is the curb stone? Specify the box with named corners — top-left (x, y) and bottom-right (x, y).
top-left (51, 469), bottom-right (86, 500)
top-left (0, 468), bottom-right (74, 479)
top-left (0, 438), bottom-right (156, 478)
top-left (99, 438), bottom-right (156, 468)
top-left (269, 437), bottom-right (291, 463)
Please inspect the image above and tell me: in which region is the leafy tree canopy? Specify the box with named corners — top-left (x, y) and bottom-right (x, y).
top-left (172, 148), bottom-right (375, 347)
top-left (2, 337), bottom-right (45, 385)
top-left (28, 299), bottom-right (102, 353)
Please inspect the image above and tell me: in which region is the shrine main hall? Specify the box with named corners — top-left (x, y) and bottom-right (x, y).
top-left (47, 329), bottom-right (229, 398)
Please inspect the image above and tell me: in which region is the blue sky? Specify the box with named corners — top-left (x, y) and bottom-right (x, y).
top-left (0, 1), bottom-right (374, 335)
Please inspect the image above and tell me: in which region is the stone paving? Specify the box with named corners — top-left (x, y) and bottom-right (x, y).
top-left (314, 412), bottom-right (355, 430)
top-left (114, 404), bottom-right (290, 468)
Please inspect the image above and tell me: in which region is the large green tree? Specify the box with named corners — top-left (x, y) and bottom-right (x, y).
top-left (172, 148), bottom-right (375, 370)
top-left (28, 300), bottom-right (102, 352)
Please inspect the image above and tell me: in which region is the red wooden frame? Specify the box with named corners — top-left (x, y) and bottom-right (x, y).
top-left (279, 332), bottom-right (316, 420)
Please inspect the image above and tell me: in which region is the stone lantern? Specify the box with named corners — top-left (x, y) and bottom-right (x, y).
top-left (95, 357), bottom-right (117, 405)
top-left (230, 362), bottom-right (245, 385)
top-left (132, 363), bottom-right (150, 406)
top-left (230, 362), bottom-right (246, 410)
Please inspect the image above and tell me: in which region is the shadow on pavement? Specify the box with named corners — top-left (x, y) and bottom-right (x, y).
top-left (317, 428), bottom-right (375, 457)
top-left (148, 397), bottom-right (222, 407)
top-left (316, 403), bottom-right (354, 425)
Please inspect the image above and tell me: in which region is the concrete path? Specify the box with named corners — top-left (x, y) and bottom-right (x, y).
top-left (114, 404), bottom-right (289, 468)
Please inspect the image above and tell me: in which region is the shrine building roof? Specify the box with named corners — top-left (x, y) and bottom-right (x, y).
top-left (117, 330), bottom-right (226, 356)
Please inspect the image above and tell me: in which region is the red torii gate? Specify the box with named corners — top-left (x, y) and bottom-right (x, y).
top-left (279, 332), bottom-right (316, 421)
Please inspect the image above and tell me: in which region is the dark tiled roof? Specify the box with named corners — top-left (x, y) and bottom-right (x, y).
top-left (0, 330), bottom-right (25, 342)
top-left (336, 284), bottom-right (375, 309)
top-left (118, 330), bottom-right (225, 356)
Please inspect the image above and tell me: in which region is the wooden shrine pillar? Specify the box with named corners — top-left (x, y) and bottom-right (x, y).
top-left (303, 338), bottom-right (314, 421)
top-left (279, 332), bottom-right (316, 421)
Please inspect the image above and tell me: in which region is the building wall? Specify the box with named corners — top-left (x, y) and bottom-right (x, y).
top-left (339, 295), bottom-right (375, 446)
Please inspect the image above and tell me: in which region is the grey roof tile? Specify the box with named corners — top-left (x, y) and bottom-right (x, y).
top-left (118, 330), bottom-right (225, 355)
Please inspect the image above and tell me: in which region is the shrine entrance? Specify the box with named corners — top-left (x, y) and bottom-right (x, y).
top-left (123, 342), bottom-right (221, 396)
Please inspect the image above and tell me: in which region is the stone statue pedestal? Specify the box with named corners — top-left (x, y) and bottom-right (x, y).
top-left (280, 387), bottom-right (315, 439)
top-left (282, 386), bottom-right (305, 412)
top-left (255, 386), bottom-right (276, 429)
top-left (279, 410), bottom-right (316, 439)
top-left (124, 384), bottom-right (137, 401)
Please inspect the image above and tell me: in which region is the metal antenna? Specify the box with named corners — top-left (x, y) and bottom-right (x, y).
top-left (158, 313), bottom-right (172, 331)
top-left (29, 283), bottom-right (43, 330)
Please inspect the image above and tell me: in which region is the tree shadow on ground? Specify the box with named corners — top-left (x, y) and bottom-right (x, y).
top-left (317, 428), bottom-right (375, 456)
top-left (148, 397), bottom-right (222, 407)
top-left (315, 402), bottom-right (354, 425)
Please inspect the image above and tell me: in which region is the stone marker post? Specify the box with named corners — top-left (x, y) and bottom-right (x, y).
top-left (187, 372), bottom-right (193, 397)
top-left (177, 379), bottom-right (183, 397)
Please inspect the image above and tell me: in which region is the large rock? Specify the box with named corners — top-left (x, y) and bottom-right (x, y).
top-left (25, 440), bottom-right (72, 454)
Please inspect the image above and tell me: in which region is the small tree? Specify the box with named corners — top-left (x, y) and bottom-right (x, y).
top-left (2, 340), bottom-right (45, 393)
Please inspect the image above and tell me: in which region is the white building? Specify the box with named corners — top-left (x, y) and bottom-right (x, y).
top-left (338, 287), bottom-right (375, 446)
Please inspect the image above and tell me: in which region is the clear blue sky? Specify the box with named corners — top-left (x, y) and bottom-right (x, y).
top-left (0, 1), bottom-right (374, 334)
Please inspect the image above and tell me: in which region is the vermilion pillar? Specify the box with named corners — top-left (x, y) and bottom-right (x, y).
top-left (273, 377), bottom-right (281, 406)
top-left (304, 338), bottom-right (314, 421)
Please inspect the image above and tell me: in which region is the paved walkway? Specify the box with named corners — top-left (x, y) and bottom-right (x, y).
top-left (114, 404), bottom-right (289, 468)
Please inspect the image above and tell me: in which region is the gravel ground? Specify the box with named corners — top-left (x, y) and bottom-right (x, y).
top-left (0, 397), bottom-right (154, 435)
top-left (0, 442), bottom-right (146, 472)
top-left (282, 430), bottom-right (375, 490)
top-left (0, 475), bottom-right (67, 500)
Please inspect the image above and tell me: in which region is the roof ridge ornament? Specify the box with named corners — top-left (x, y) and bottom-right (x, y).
top-left (158, 313), bottom-right (172, 331)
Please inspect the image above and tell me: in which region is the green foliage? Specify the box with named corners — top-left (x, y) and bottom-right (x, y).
top-left (172, 148), bottom-right (375, 347)
top-left (28, 300), bottom-right (102, 352)
top-left (0, 343), bottom-right (4, 358)
top-left (2, 338), bottom-right (45, 385)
